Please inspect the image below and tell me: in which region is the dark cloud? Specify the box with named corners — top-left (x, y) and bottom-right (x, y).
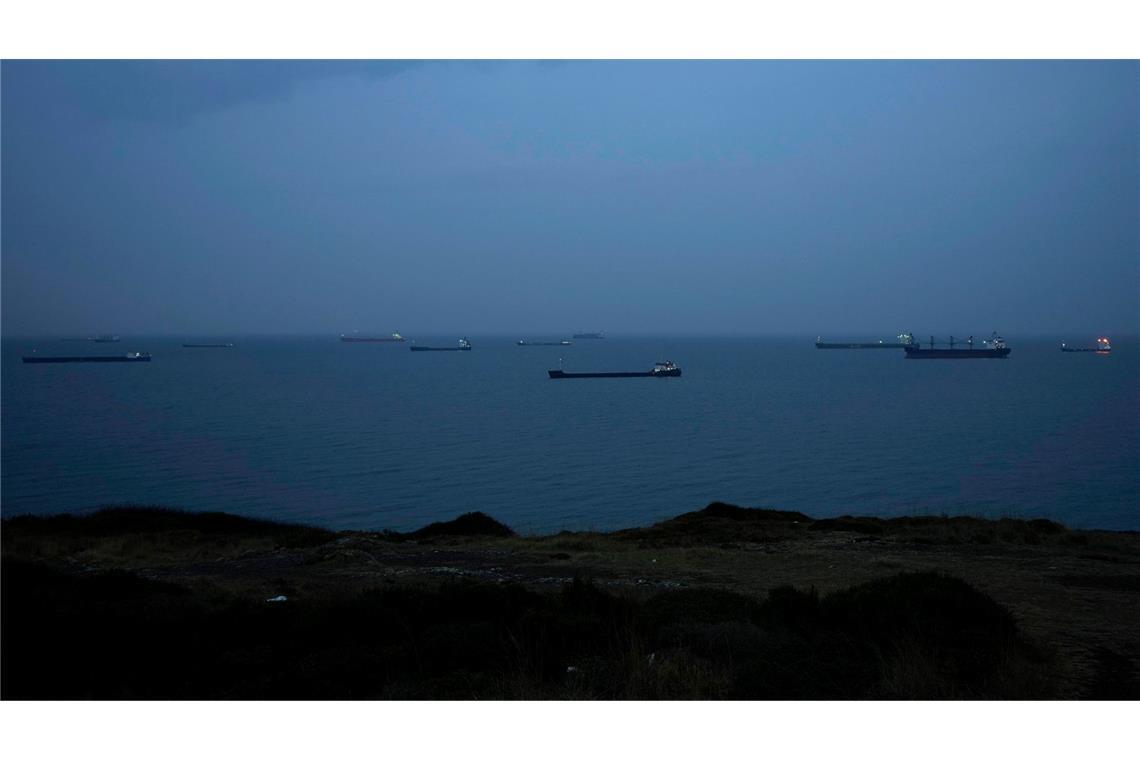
top-left (1, 60), bottom-right (419, 124)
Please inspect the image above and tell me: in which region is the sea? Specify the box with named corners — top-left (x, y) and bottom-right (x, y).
top-left (2, 335), bottom-right (1137, 533)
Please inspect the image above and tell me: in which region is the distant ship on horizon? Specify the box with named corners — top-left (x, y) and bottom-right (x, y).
top-left (340, 331), bottom-right (405, 343)
top-left (548, 360), bottom-right (680, 379)
top-left (903, 333), bottom-right (1010, 359)
top-left (410, 337), bottom-right (471, 352)
top-left (24, 352), bottom-right (151, 364)
top-left (1061, 337), bottom-right (1111, 353)
top-left (816, 333), bottom-right (912, 349)
top-left (61, 335), bottom-right (121, 343)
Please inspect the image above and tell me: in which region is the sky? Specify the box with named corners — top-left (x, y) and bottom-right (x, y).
top-left (2, 60), bottom-right (1137, 337)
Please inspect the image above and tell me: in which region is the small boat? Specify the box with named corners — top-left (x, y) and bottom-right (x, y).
top-left (548, 360), bottom-right (681, 379)
top-left (1061, 337), bottom-right (1111, 353)
top-left (23, 352), bottom-right (151, 364)
top-left (410, 338), bottom-right (472, 352)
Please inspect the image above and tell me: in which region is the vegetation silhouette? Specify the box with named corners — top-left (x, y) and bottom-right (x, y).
top-left (4, 504), bottom-right (1135, 699)
top-left (2, 561), bottom-right (1054, 698)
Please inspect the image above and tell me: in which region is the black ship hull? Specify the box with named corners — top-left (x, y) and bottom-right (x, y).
top-left (904, 346), bottom-right (1010, 359)
top-left (816, 342), bottom-right (908, 349)
top-left (548, 369), bottom-right (681, 378)
top-left (23, 355), bottom-right (151, 363)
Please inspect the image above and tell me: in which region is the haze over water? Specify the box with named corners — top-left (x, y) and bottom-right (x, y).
top-left (3, 335), bottom-right (1137, 532)
top-left (2, 61), bottom-right (1137, 338)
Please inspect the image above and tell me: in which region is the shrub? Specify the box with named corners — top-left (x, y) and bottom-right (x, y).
top-left (405, 512), bottom-right (515, 540)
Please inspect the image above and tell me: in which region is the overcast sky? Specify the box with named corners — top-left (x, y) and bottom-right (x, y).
top-left (2, 60), bottom-right (1136, 336)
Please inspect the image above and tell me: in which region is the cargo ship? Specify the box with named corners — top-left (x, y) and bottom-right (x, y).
top-left (340, 332), bottom-right (405, 342)
top-left (23, 352), bottom-right (151, 364)
top-left (183, 343), bottom-right (235, 348)
top-left (410, 338), bottom-right (471, 352)
top-left (572, 332), bottom-right (605, 339)
top-left (816, 334), bottom-right (913, 349)
top-left (548, 360), bottom-right (681, 379)
top-left (1061, 337), bottom-right (1111, 353)
top-left (518, 340), bottom-right (572, 346)
top-left (903, 333), bottom-right (1010, 359)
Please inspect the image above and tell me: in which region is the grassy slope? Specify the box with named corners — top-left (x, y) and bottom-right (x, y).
top-left (3, 504), bottom-right (1138, 699)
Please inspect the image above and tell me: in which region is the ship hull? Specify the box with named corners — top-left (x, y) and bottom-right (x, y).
top-left (548, 369), bottom-right (681, 378)
top-left (904, 347), bottom-right (1010, 359)
top-left (816, 342), bottom-right (907, 349)
top-left (23, 355), bottom-right (151, 363)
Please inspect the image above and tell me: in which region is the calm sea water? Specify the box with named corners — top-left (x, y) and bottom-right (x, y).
top-left (2, 336), bottom-right (1137, 532)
